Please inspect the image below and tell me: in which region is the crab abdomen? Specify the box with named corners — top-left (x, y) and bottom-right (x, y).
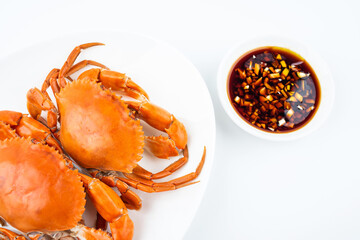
top-left (56, 80), bottom-right (144, 172)
top-left (0, 138), bottom-right (86, 232)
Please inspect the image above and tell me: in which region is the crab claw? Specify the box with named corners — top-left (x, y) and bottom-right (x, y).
top-left (77, 68), bottom-right (149, 100)
top-left (126, 100), bottom-right (188, 150)
top-left (145, 135), bottom-right (179, 159)
top-left (80, 174), bottom-right (134, 240)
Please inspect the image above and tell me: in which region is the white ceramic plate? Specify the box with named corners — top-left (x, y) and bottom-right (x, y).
top-left (0, 31), bottom-right (215, 240)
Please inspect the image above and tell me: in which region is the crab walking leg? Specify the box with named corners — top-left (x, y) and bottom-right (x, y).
top-left (126, 100), bottom-right (187, 150)
top-left (0, 111), bottom-right (62, 152)
top-left (65, 60), bottom-right (109, 77)
top-left (121, 147), bottom-right (206, 193)
top-left (0, 228), bottom-right (27, 240)
top-left (133, 146), bottom-right (189, 180)
top-left (79, 174), bottom-right (134, 240)
top-left (40, 68), bottom-right (60, 94)
top-left (55, 42), bottom-right (149, 100)
top-left (58, 42), bottom-right (105, 87)
top-left (90, 171), bottom-right (143, 210)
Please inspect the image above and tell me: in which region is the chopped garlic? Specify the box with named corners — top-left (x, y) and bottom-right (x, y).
top-left (266, 95), bottom-right (273, 101)
top-left (278, 118), bottom-right (286, 126)
top-left (295, 92), bottom-right (303, 102)
top-left (280, 60), bottom-right (287, 68)
top-left (286, 109), bottom-right (294, 119)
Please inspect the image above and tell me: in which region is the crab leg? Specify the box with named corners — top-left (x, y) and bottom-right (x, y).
top-left (27, 88), bottom-right (58, 131)
top-left (40, 68), bottom-right (60, 94)
top-left (79, 174), bottom-right (134, 240)
top-left (65, 60), bottom-right (109, 77)
top-left (121, 147), bottom-right (206, 193)
top-left (55, 42), bottom-right (149, 100)
top-left (133, 146), bottom-right (189, 180)
top-left (0, 110), bottom-right (62, 152)
top-left (58, 42), bottom-right (104, 87)
top-left (144, 136), bottom-right (179, 159)
top-left (0, 228), bottom-right (26, 240)
top-left (27, 68), bottom-right (60, 132)
top-left (90, 171), bottom-right (142, 210)
top-left (76, 68), bottom-right (149, 100)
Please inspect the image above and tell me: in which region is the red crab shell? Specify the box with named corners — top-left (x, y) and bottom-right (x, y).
top-left (0, 138), bottom-right (86, 232)
top-left (55, 79), bottom-right (144, 173)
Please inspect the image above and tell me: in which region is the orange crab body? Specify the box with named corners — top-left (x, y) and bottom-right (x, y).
top-left (57, 80), bottom-right (144, 172)
top-left (0, 138), bottom-right (85, 232)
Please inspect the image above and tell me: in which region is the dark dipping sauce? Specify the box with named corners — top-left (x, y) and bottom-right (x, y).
top-left (228, 46), bottom-right (321, 133)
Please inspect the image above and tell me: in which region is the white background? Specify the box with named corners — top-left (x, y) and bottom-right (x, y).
top-left (1, 0), bottom-right (359, 239)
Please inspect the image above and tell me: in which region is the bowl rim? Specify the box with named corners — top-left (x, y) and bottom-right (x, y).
top-left (217, 35), bottom-right (335, 141)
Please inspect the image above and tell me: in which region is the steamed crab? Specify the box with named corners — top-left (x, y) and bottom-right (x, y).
top-left (26, 43), bottom-right (206, 213)
top-left (0, 111), bottom-right (134, 240)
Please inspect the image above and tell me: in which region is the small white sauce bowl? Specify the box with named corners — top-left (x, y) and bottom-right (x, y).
top-left (217, 36), bottom-right (335, 141)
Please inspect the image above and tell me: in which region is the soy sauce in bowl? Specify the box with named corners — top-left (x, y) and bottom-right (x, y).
top-left (228, 46), bottom-right (321, 133)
